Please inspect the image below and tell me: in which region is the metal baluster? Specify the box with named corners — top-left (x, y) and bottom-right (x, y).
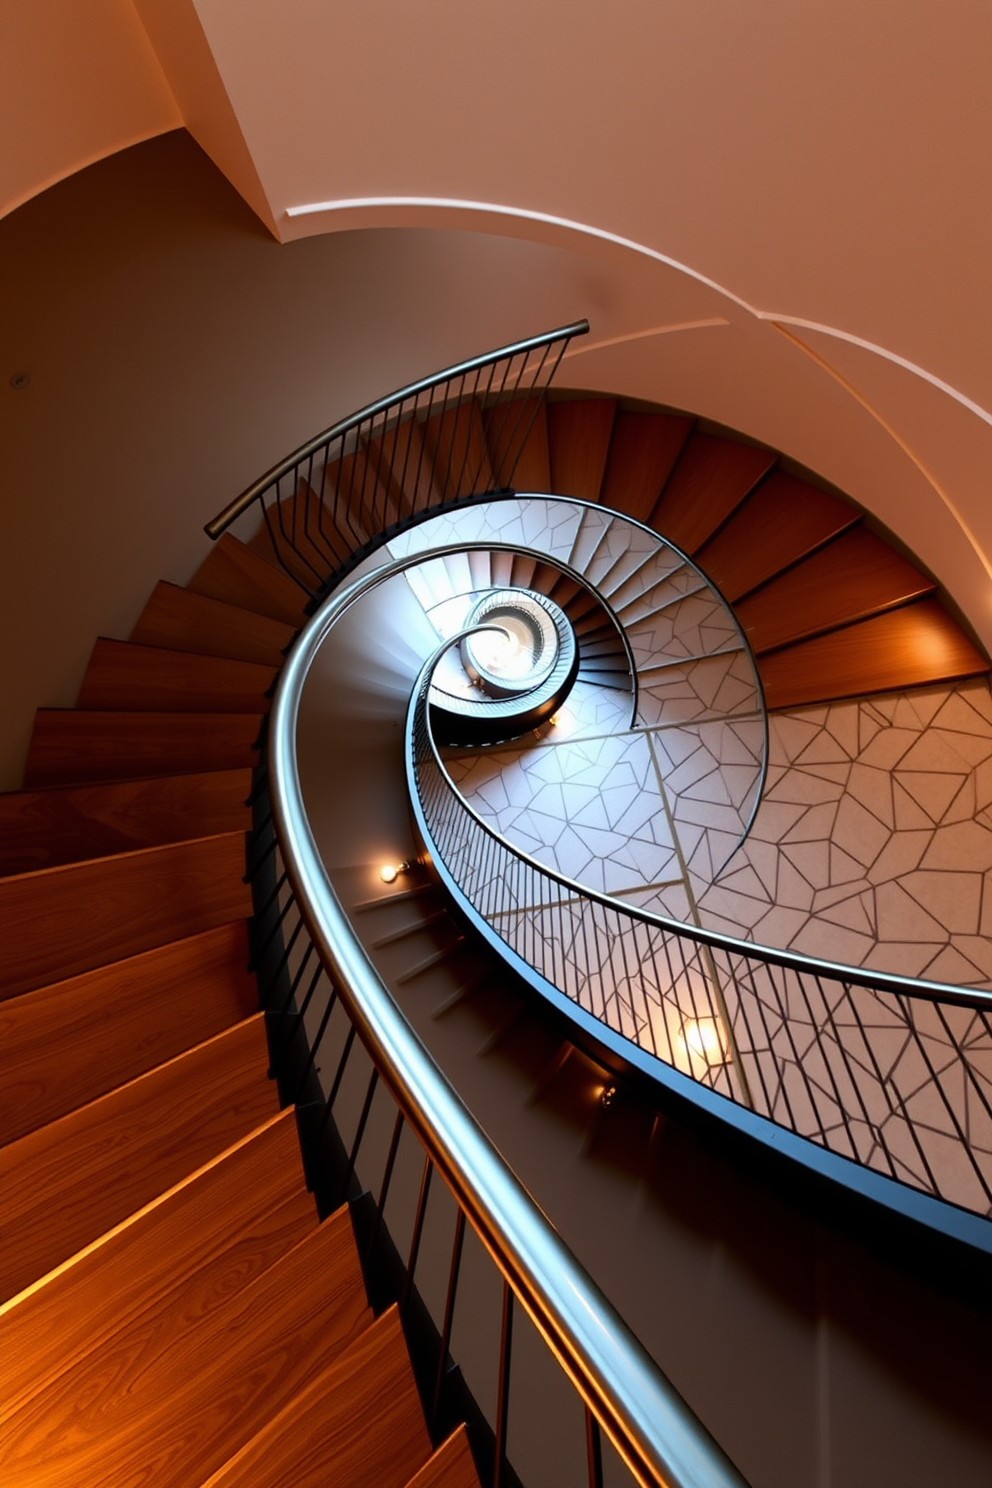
top-left (585, 1407), bottom-right (604, 1488)
top-left (401, 1154), bottom-right (434, 1313)
top-left (338, 1068), bottom-right (379, 1206)
top-left (364, 1109), bottom-right (405, 1265)
top-left (431, 1207), bottom-right (467, 1433)
top-left (493, 1281), bottom-right (514, 1488)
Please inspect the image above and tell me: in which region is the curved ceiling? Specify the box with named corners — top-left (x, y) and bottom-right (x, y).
top-left (4, 0), bottom-right (992, 642)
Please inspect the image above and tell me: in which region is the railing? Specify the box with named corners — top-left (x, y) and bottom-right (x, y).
top-left (407, 634), bottom-right (992, 1229)
top-left (206, 320), bottom-right (589, 598)
top-left (253, 562), bottom-right (751, 1488)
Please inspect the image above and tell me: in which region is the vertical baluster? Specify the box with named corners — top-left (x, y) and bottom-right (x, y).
top-left (431, 1207), bottom-right (467, 1434)
top-left (493, 1281), bottom-right (514, 1488)
top-left (585, 1407), bottom-right (604, 1488)
top-left (401, 1154), bottom-right (435, 1313)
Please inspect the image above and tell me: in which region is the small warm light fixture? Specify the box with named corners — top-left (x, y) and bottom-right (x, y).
top-left (679, 1016), bottom-right (731, 1066)
top-left (379, 860), bottom-right (412, 884)
top-left (600, 1084), bottom-right (617, 1108)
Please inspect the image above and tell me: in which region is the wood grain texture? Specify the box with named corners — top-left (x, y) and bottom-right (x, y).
top-left (187, 533), bottom-right (309, 626)
top-left (599, 410), bottom-right (693, 522)
top-left (77, 638), bottom-right (275, 713)
top-left (0, 768), bottom-right (251, 873)
top-left (738, 526), bottom-right (936, 653)
top-left (0, 921), bottom-right (255, 1144)
top-left (650, 432), bottom-right (776, 553)
top-left (324, 445), bottom-right (404, 536)
top-left (0, 1110), bottom-right (306, 1420)
top-left (695, 470), bottom-right (860, 602)
top-left (200, 1307), bottom-right (429, 1488)
top-left (0, 1014), bottom-right (277, 1301)
top-left (24, 710), bottom-right (260, 787)
top-left (405, 1427), bottom-right (481, 1488)
top-left (132, 582), bottom-right (295, 666)
top-left (1, 1207), bottom-right (370, 1488)
top-left (548, 399), bottom-right (617, 501)
top-left (485, 395), bottom-right (550, 491)
top-left (0, 832), bottom-right (250, 999)
top-left (422, 399), bottom-right (494, 497)
top-left (760, 599), bottom-right (990, 710)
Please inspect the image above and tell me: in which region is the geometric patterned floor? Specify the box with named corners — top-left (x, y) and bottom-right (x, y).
top-left (445, 676), bottom-right (992, 991)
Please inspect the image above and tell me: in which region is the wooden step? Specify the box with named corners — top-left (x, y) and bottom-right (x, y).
top-left (325, 445), bottom-right (405, 535)
top-left (406, 1427), bottom-right (481, 1488)
top-left (0, 921), bottom-right (255, 1144)
top-left (650, 432), bottom-right (776, 554)
top-left (738, 526), bottom-right (936, 653)
top-left (759, 598), bottom-right (990, 710)
top-left (77, 637), bottom-right (275, 713)
top-left (485, 393), bottom-right (550, 491)
top-left (694, 470), bottom-right (859, 602)
top-left (0, 767), bottom-right (251, 874)
top-left (548, 398), bottom-right (617, 501)
top-left (422, 399), bottom-right (494, 499)
top-left (0, 1014), bottom-right (277, 1301)
top-left (0, 832), bottom-right (250, 1000)
top-left (599, 409), bottom-right (693, 523)
top-left (132, 581), bottom-right (295, 666)
top-left (24, 709), bottom-right (260, 787)
top-left (187, 532), bottom-right (310, 626)
top-left (0, 1200), bottom-right (369, 1488)
top-left (0, 1109), bottom-right (308, 1419)
top-left (199, 1306), bottom-right (431, 1488)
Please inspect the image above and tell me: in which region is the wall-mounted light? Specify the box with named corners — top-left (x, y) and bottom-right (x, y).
top-left (379, 860), bottom-right (412, 884)
top-left (678, 1016), bottom-right (731, 1066)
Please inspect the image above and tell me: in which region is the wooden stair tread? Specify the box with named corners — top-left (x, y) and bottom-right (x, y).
top-left (1, 1204), bottom-right (369, 1488)
top-left (695, 469), bottom-right (860, 602)
top-left (486, 394), bottom-right (550, 491)
top-left (0, 767), bottom-right (251, 874)
top-left (650, 432), bottom-right (776, 554)
top-left (0, 1109), bottom-right (307, 1419)
top-left (249, 480), bottom-right (353, 588)
top-left (760, 598), bottom-right (990, 710)
top-left (0, 920), bottom-right (255, 1145)
top-left (422, 399), bottom-right (494, 498)
top-left (77, 637), bottom-right (275, 713)
top-left (187, 532), bottom-right (309, 626)
top-left (0, 1014), bottom-right (277, 1302)
top-left (200, 1307), bottom-right (430, 1488)
top-left (24, 709), bottom-right (260, 787)
top-left (548, 398), bottom-right (617, 502)
top-left (599, 409), bottom-right (693, 523)
top-left (132, 581), bottom-right (295, 666)
top-left (738, 525), bottom-right (936, 653)
top-left (405, 1427), bottom-right (480, 1488)
top-left (0, 832), bottom-right (250, 1000)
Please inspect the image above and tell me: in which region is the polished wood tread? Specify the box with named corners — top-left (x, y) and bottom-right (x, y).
top-left (0, 1013), bottom-right (278, 1302)
top-left (0, 766), bottom-right (251, 873)
top-left (200, 1306), bottom-right (431, 1488)
top-left (0, 832), bottom-right (251, 1000)
top-left (187, 530), bottom-right (309, 626)
top-left (0, 1109), bottom-right (306, 1417)
top-left (406, 1427), bottom-right (481, 1488)
top-left (132, 580), bottom-right (296, 665)
top-left (0, 1203), bottom-right (370, 1488)
top-left (77, 636), bottom-right (275, 713)
top-left (0, 920), bottom-right (256, 1144)
top-left (24, 708), bottom-right (262, 786)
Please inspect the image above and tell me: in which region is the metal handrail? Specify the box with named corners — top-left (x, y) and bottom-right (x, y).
top-left (269, 563), bottom-right (750, 1488)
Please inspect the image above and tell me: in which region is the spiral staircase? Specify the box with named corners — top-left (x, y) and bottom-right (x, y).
top-left (2, 325), bottom-right (991, 1488)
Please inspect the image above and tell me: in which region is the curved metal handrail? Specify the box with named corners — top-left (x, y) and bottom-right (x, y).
top-left (269, 561), bottom-right (750, 1488)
